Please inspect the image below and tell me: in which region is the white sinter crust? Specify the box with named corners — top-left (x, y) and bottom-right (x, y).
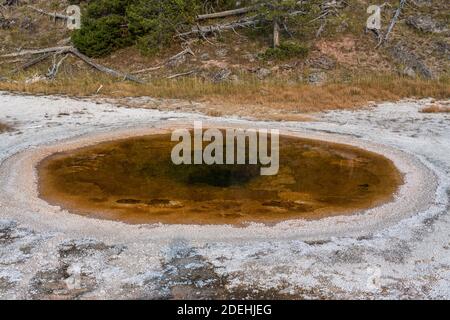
top-left (0, 92), bottom-right (449, 299)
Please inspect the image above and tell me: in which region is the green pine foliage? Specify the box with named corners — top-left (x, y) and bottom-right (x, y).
top-left (72, 0), bottom-right (200, 57)
top-left (72, 0), bottom-right (136, 57)
top-left (71, 0), bottom-right (318, 58)
top-left (127, 0), bottom-right (199, 55)
top-left (72, 15), bottom-right (133, 57)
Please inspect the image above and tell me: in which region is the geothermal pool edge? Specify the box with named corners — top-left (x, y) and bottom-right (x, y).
top-left (0, 122), bottom-right (437, 242)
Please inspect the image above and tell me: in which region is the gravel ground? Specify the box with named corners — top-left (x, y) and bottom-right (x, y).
top-left (0, 92), bottom-right (449, 299)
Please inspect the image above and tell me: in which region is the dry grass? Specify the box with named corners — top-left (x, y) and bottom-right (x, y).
top-left (0, 122), bottom-right (12, 133)
top-left (0, 73), bottom-right (448, 114)
top-left (420, 103), bottom-right (450, 113)
top-left (204, 77), bottom-right (450, 112)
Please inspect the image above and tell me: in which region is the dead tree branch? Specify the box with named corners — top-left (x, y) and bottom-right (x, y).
top-left (377, 0), bottom-right (407, 48)
top-left (179, 9), bottom-right (307, 40)
top-left (131, 65), bottom-right (162, 74)
top-left (131, 47), bottom-right (195, 75)
top-left (166, 70), bottom-right (196, 79)
top-left (46, 53), bottom-right (69, 79)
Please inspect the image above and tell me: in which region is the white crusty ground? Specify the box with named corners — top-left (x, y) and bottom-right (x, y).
top-left (0, 91), bottom-right (449, 299)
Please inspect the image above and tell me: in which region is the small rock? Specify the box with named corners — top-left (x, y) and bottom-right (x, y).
top-left (215, 48), bottom-right (228, 58)
top-left (0, 220), bottom-right (20, 243)
top-left (0, 17), bottom-right (15, 29)
top-left (243, 53), bottom-right (257, 62)
top-left (200, 53), bottom-right (210, 61)
top-left (58, 239), bottom-right (124, 259)
top-left (389, 43), bottom-right (433, 79)
top-left (434, 40), bottom-right (450, 58)
top-left (30, 264), bottom-right (96, 300)
top-left (20, 16), bottom-right (34, 31)
top-left (367, 101), bottom-right (377, 108)
top-left (166, 54), bottom-right (186, 68)
top-left (336, 20), bottom-right (349, 33)
top-left (330, 247), bottom-right (366, 264)
top-left (403, 67), bottom-right (417, 78)
top-left (308, 71), bottom-right (327, 85)
top-left (0, 220), bottom-right (16, 233)
top-left (256, 68), bottom-right (271, 80)
top-left (229, 74), bottom-right (239, 83)
top-left (406, 15), bottom-right (448, 34)
top-left (211, 69), bottom-right (232, 82)
top-left (0, 269), bottom-right (22, 292)
top-left (308, 55), bottom-right (336, 70)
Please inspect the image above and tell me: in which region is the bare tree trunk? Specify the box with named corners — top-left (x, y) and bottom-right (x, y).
top-left (273, 19), bottom-right (280, 48)
top-left (376, 0), bottom-right (407, 48)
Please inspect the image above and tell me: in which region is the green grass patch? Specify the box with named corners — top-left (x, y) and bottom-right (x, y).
top-left (261, 41), bottom-right (309, 61)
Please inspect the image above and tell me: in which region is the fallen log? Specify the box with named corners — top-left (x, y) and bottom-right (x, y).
top-left (177, 16), bottom-right (259, 38)
top-left (197, 6), bottom-right (256, 21)
top-left (2, 46), bottom-right (145, 83)
top-left (12, 52), bottom-right (53, 73)
top-left (1, 46), bottom-right (73, 58)
top-left (179, 10), bottom-right (306, 39)
top-left (27, 5), bottom-right (69, 21)
top-left (67, 48), bottom-right (145, 83)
